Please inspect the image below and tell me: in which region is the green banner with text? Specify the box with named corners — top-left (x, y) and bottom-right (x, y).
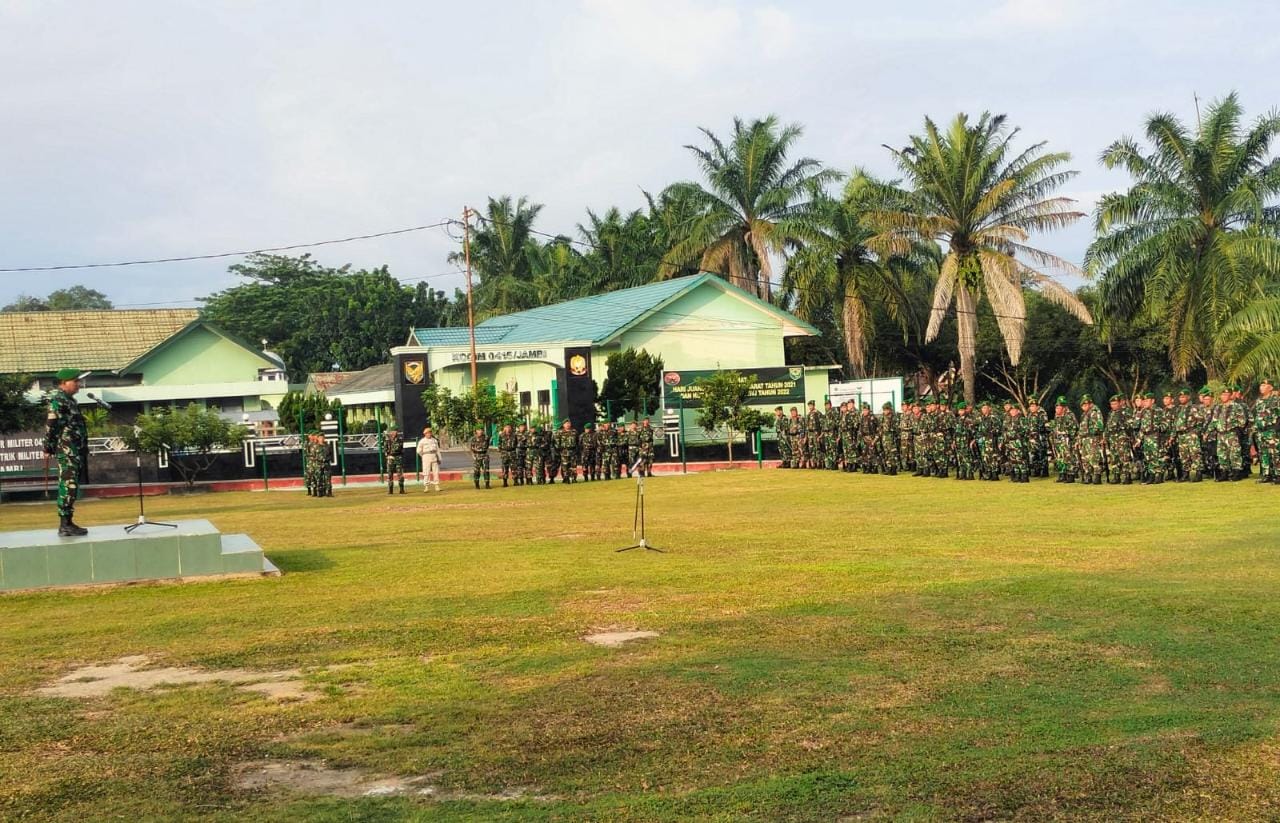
top-left (661, 367), bottom-right (805, 409)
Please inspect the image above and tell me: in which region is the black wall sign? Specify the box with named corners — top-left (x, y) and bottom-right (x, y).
top-left (393, 354), bottom-right (431, 437)
top-left (562, 346), bottom-right (596, 429)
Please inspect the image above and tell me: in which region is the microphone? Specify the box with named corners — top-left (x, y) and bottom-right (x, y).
top-left (86, 392), bottom-right (112, 410)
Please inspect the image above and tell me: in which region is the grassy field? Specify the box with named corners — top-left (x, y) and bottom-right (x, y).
top-left (2, 470), bottom-right (1279, 821)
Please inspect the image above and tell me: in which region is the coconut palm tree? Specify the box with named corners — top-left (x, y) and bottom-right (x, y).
top-left (660, 116), bottom-right (838, 300)
top-left (869, 112), bottom-right (1092, 404)
top-left (1086, 93), bottom-right (1280, 380)
top-left (781, 170), bottom-right (928, 376)
top-left (450, 196), bottom-right (542, 318)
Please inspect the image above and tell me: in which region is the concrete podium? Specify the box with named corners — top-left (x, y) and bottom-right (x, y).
top-left (0, 519), bottom-right (279, 593)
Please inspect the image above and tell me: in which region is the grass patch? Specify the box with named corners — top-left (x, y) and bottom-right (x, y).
top-left (2, 472), bottom-right (1279, 819)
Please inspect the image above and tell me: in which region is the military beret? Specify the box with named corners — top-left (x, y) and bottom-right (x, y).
top-left (861, 402), bottom-right (871, 409)
top-left (1162, 390), bottom-right (1173, 398)
top-left (1027, 399), bottom-right (1039, 406)
top-left (1178, 387), bottom-right (1190, 395)
top-left (955, 401), bottom-right (967, 409)
top-left (882, 402), bottom-right (893, 409)
top-left (1109, 394), bottom-right (1120, 401)
top-left (1080, 394), bottom-right (1092, 403)
top-left (1231, 383), bottom-right (1242, 392)
top-left (1261, 378), bottom-right (1274, 386)
top-left (1142, 391), bottom-right (1154, 399)
top-left (55, 368), bottom-right (81, 381)
top-left (1055, 395), bottom-right (1067, 405)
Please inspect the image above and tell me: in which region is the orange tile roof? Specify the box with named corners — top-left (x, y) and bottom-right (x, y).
top-left (0, 309), bottom-right (200, 375)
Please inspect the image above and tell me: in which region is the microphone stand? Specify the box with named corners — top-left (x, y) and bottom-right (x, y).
top-left (616, 457), bottom-right (663, 553)
top-left (125, 435), bottom-right (176, 533)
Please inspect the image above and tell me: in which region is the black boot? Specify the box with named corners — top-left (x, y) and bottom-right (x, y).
top-left (399, 478), bottom-right (405, 494)
top-left (485, 475), bottom-right (491, 489)
top-left (1055, 472), bottom-right (1064, 483)
top-left (388, 481), bottom-right (394, 494)
top-left (503, 477), bottom-right (509, 487)
top-left (474, 477), bottom-right (480, 489)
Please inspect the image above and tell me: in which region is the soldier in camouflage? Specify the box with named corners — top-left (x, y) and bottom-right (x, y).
top-left (513, 423), bottom-right (530, 486)
top-left (1136, 392), bottom-right (1167, 484)
top-left (497, 424), bottom-right (517, 487)
top-left (1212, 387), bottom-right (1246, 480)
top-left (601, 421), bottom-right (621, 480)
top-left (1104, 395), bottom-right (1134, 485)
top-left (1076, 395), bottom-right (1105, 485)
top-left (878, 402), bottom-right (899, 475)
top-left (952, 402), bottom-right (976, 480)
top-left (554, 420), bottom-right (579, 483)
top-left (638, 418), bottom-right (656, 476)
top-left (1173, 388), bottom-right (1206, 483)
top-left (623, 421), bottom-right (640, 477)
top-left (805, 400), bottom-right (823, 469)
top-left (43, 369), bottom-right (89, 535)
top-left (898, 403), bottom-right (916, 474)
top-left (1025, 399), bottom-right (1049, 478)
top-left (1254, 378), bottom-right (1280, 483)
top-left (823, 399), bottom-right (841, 470)
top-left (1003, 404), bottom-right (1030, 482)
top-left (975, 401), bottom-right (1002, 481)
top-left (470, 426), bottom-right (492, 489)
top-left (384, 424), bottom-right (406, 494)
top-left (1050, 397), bottom-right (1077, 483)
top-left (579, 423), bottom-right (598, 481)
top-left (772, 407), bottom-right (791, 468)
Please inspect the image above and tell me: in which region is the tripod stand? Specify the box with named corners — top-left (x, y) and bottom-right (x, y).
top-left (124, 442), bottom-right (176, 534)
top-left (616, 458), bottom-right (663, 553)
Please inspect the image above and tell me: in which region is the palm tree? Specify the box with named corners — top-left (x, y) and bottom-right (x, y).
top-left (781, 170), bottom-right (927, 376)
top-left (450, 196), bottom-right (542, 318)
top-left (1220, 287), bottom-right (1280, 383)
top-left (660, 116), bottom-right (838, 300)
top-left (1086, 93), bottom-right (1280, 380)
top-left (869, 112), bottom-right (1092, 405)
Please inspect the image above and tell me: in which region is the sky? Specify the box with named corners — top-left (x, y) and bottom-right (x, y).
top-left (2, 0), bottom-right (1278, 309)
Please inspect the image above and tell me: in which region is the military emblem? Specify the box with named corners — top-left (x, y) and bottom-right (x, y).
top-left (663, 372), bottom-right (681, 386)
top-left (789, 367), bottom-right (803, 381)
top-left (402, 360), bottom-right (425, 384)
top-left (569, 354), bottom-right (588, 377)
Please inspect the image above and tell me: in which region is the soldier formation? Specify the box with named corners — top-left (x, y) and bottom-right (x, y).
top-left (486, 418), bottom-right (658, 489)
top-left (772, 380), bottom-right (1280, 485)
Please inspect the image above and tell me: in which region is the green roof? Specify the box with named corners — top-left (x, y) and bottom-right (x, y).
top-left (0, 309), bottom-right (201, 375)
top-left (410, 274), bottom-right (816, 347)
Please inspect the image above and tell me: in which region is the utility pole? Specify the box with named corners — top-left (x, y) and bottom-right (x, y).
top-left (463, 206), bottom-right (478, 386)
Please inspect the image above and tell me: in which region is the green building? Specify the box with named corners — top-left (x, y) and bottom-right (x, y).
top-left (391, 274), bottom-right (835, 439)
top-left (0, 309), bottom-right (297, 422)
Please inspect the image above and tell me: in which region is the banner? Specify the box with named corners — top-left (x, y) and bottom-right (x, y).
top-left (0, 431), bottom-right (45, 475)
top-left (661, 367), bottom-right (805, 409)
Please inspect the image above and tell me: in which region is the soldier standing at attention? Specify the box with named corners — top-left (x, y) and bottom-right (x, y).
top-left (1104, 395), bottom-right (1133, 485)
top-left (976, 401), bottom-right (1001, 481)
top-left (951, 402), bottom-right (976, 481)
top-left (801, 400), bottom-right (820, 469)
top-left (787, 407), bottom-right (805, 471)
top-left (1136, 392), bottom-right (1166, 484)
top-left (470, 426), bottom-right (492, 489)
top-left (856, 403), bottom-right (879, 473)
top-left (1077, 395), bottom-right (1105, 485)
top-left (772, 407), bottom-right (791, 468)
top-left (1050, 397), bottom-right (1077, 483)
top-left (878, 402), bottom-right (899, 475)
top-left (1234, 384), bottom-right (1253, 476)
top-left (1212, 387), bottom-right (1246, 481)
top-left (600, 421), bottom-right (621, 480)
top-left (497, 424), bottom-right (517, 487)
top-left (839, 401), bottom-right (857, 472)
top-left (579, 423), bottom-right (598, 481)
top-left (513, 422), bottom-right (530, 486)
top-left (823, 399), bottom-right (841, 470)
top-left (417, 426), bottom-right (442, 492)
top-left (303, 432), bottom-right (318, 497)
top-left (624, 421), bottom-right (640, 477)
top-left (1173, 389), bottom-right (1205, 483)
top-left (554, 419), bottom-right (579, 484)
top-left (384, 424), bottom-right (406, 494)
top-left (1198, 388), bottom-right (1218, 480)
top-left (1003, 404), bottom-right (1030, 482)
top-left (898, 402), bottom-right (916, 474)
top-left (1254, 379), bottom-right (1280, 483)
top-left (1025, 399), bottom-right (1049, 477)
top-left (43, 369), bottom-right (90, 535)
top-left (638, 418), bottom-right (656, 476)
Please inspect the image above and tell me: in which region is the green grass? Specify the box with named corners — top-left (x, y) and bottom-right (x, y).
top-left (2, 471), bottom-right (1280, 821)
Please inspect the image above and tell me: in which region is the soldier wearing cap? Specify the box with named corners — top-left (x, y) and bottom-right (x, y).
top-left (579, 423), bottom-right (598, 481)
top-left (1026, 398), bottom-right (1049, 478)
top-left (1197, 387), bottom-right (1218, 478)
top-left (804, 400), bottom-right (823, 469)
top-left (1211, 386), bottom-right (1247, 480)
top-left (43, 368), bottom-right (89, 536)
top-left (1003, 403), bottom-right (1030, 482)
top-left (772, 407), bottom-right (791, 469)
top-left (470, 426), bottom-right (492, 489)
top-left (877, 402), bottom-right (899, 475)
top-left (1076, 395), bottom-right (1105, 484)
top-left (1050, 396), bottom-right (1077, 483)
top-left (1136, 391), bottom-right (1166, 484)
top-left (383, 424), bottom-right (405, 494)
top-left (1173, 388), bottom-right (1205, 482)
top-left (1104, 394), bottom-right (1134, 484)
top-left (952, 401), bottom-right (976, 480)
top-left (1254, 378), bottom-right (1280, 483)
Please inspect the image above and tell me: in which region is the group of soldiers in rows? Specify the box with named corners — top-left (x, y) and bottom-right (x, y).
top-left (468, 418), bottom-right (658, 489)
top-left (773, 379), bottom-right (1280, 485)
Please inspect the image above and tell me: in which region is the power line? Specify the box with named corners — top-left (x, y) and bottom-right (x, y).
top-left (0, 221), bottom-right (454, 274)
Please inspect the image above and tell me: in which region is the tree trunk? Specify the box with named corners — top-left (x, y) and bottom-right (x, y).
top-left (956, 286), bottom-right (978, 406)
top-left (727, 427), bottom-right (734, 463)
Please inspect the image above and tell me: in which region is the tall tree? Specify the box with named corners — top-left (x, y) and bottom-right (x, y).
top-left (2, 285), bottom-right (113, 312)
top-left (660, 116), bottom-right (838, 300)
top-left (781, 170), bottom-right (927, 376)
top-left (870, 112), bottom-right (1092, 404)
top-left (452, 196), bottom-right (543, 317)
top-left (1086, 92), bottom-right (1280, 379)
top-left (0, 374), bottom-right (42, 433)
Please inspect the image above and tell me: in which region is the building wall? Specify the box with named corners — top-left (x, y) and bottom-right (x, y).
top-left (614, 287), bottom-right (785, 370)
top-left (139, 326), bottom-right (274, 386)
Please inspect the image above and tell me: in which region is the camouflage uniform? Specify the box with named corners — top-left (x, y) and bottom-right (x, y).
top-left (772, 411), bottom-right (792, 468)
top-left (877, 405), bottom-right (899, 475)
top-left (1198, 393), bottom-right (1218, 478)
top-left (498, 427), bottom-right (517, 487)
top-left (383, 429), bottom-right (405, 494)
top-left (787, 411), bottom-right (806, 471)
top-left (530, 428), bottom-right (549, 485)
top-left (1026, 404), bottom-right (1050, 477)
top-left (840, 405), bottom-right (858, 472)
top-left (1136, 399), bottom-right (1166, 483)
top-left (898, 407), bottom-right (916, 473)
top-left (1212, 395), bottom-right (1246, 478)
top-left (857, 406), bottom-right (879, 473)
top-left (1050, 403), bottom-right (1078, 482)
top-left (579, 426), bottom-right (598, 481)
top-left (1173, 396), bottom-right (1206, 482)
top-left (1076, 400), bottom-right (1105, 484)
top-left (823, 403), bottom-right (842, 470)
top-left (552, 423), bottom-right (578, 483)
top-left (638, 421), bottom-right (656, 476)
top-left (1002, 412), bottom-right (1030, 482)
top-left (914, 406), bottom-right (936, 476)
top-left (975, 408), bottom-right (1002, 481)
top-left (311, 436), bottom-right (332, 497)
top-left (624, 424), bottom-right (641, 477)
top-left (952, 406), bottom-right (976, 480)
top-left (805, 404), bottom-right (823, 469)
top-left (1104, 399), bottom-right (1135, 484)
top-left (469, 430), bottom-right (491, 488)
top-left (1252, 386), bottom-right (1280, 483)
top-left (601, 424), bottom-right (621, 480)
top-left (514, 426), bottom-right (530, 485)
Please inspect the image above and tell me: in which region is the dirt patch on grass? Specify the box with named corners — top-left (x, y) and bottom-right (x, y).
top-left (37, 655), bottom-right (319, 702)
top-left (377, 501), bottom-right (537, 513)
top-left (583, 630), bottom-right (659, 647)
top-left (234, 759), bottom-right (553, 802)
